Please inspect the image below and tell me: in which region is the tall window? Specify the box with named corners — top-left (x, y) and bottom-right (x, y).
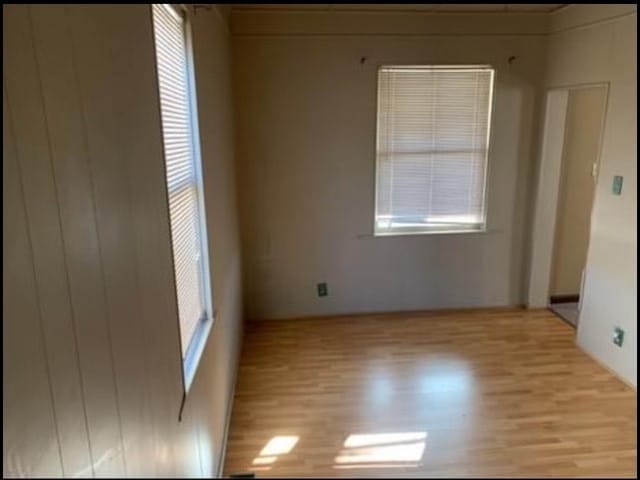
top-left (375, 66), bottom-right (495, 235)
top-left (152, 4), bottom-right (212, 385)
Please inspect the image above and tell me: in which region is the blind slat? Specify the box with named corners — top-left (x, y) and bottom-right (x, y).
top-left (375, 66), bottom-right (494, 233)
top-left (153, 3), bottom-right (206, 356)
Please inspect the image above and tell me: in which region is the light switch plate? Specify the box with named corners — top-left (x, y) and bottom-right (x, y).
top-left (613, 175), bottom-right (623, 195)
top-left (613, 327), bottom-right (625, 347)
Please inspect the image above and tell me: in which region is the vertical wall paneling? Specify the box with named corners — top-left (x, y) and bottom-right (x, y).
top-left (104, 4), bottom-right (189, 476)
top-left (3, 4), bottom-right (242, 477)
top-left (65, 4), bottom-right (157, 476)
top-left (29, 5), bottom-right (125, 476)
top-left (3, 85), bottom-right (64, 478)
top-left (3, 5), bottom-right (92, 476)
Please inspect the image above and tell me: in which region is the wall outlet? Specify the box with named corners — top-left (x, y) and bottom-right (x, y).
top-left (612, 175), bottom-right (624, 195)
top-left (613, 327), bottom-right (625, 347)
top-left (317, 282), bottom-right (328, 297)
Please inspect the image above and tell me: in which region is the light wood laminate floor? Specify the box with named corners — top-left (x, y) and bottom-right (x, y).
top-left (223, 308), bottom-right (636, 477)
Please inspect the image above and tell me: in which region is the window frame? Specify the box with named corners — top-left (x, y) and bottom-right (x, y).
top-left (372, 64), bottom-right (496, 237)
top-left (152, 3), bottom-right (214, 396)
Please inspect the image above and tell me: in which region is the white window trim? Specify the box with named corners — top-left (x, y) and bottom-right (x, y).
top-left (152, 3), bottom-right (214, 398)
top-left (372, 64), bottom-right (496, 237)
top-left (181, 4), bottom-right (215, 394)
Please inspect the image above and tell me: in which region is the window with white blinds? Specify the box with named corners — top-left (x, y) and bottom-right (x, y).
top-left (152, 4), bottom-right (211, 365)
top-left (375, 66), bottom-right (495, 235)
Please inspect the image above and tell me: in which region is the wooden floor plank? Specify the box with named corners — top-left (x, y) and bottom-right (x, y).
top-left (223, 308), bottom-right (636, 477)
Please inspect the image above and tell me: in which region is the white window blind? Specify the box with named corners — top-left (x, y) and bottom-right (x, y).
top-left (375, 66), bottom-right (495, 235)
top-left (152, 4), bottom-right (208, 357)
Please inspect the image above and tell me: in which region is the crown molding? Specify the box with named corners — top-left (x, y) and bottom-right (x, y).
top-left (231, 4), bottom-right (637, 37)
top-left (231, 10), bottom-right (550, 36)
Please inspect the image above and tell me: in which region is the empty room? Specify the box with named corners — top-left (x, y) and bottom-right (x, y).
top-left (3, 3), bottom-right (636, 479)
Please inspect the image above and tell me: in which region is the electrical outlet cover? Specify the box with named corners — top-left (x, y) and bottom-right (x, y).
top-left (613, 175), bottom-right (623, 195)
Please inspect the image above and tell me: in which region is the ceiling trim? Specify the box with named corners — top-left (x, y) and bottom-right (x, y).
top-left (550, 3), bottom-right (637, 33)
top-left (231, 10), bottom-right (551, 36)
top-left (230, 4), bottom-right (637, 37)
top-left (230, 4), bottom-right (568, 14)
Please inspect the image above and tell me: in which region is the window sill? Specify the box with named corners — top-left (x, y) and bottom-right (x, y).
top-left (183, 312), bottom-right (215, 394)
top-left (358, 228), bottom-right (492, 238)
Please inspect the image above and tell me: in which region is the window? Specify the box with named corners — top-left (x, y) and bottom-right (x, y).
top-left (374, 66), bottom-right (495, 235)
top-left (152, 4), bottom-right (212, 390)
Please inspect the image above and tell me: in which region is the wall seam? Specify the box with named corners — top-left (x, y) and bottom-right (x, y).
top-left (63, 4), bottom-right (128, 474)
top-left (210, 5), bottom-right (231, 34)
top-left (3, 78), bottom-right (65, 478)
top-left (102, 5), bottom-right (160, 475)
top-left (24, 6), bottom-right (97, 476)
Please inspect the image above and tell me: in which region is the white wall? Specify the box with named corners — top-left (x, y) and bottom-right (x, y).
top-left (232, 10), bottom-right (547, 319)
top-left (3, 4), bottom-right (242, 477)
top-left (527, 89), bottom-right (569, 308)
top-left (546, 5), bottom-right (637, 386)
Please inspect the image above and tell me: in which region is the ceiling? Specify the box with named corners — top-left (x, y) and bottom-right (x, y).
top-left (231, 4), bottom-right (568, 13)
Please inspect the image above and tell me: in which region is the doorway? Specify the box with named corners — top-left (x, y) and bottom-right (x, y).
top-left (548, 86), bottom-right (607, 326)
top-left (527, 84), bottom-right (608, 328)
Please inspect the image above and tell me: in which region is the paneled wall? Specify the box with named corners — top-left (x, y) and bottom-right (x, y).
top-left (3, 4), bottom-right (242, 477)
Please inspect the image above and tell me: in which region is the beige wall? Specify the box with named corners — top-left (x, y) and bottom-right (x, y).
top-left (550, 86), bottom-right (605, 296)
top-left (546, 5), bottom-right (636, 386)
top-left (3, 4), bottom-right (242, 476)
top-left (233, 12), bottom-right (547, 319)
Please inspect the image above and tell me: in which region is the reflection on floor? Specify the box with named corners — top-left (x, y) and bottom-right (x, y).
top-left (223, 308), bottom-right (636, 478)
top-left (550, 302), bottom-right (580, 327)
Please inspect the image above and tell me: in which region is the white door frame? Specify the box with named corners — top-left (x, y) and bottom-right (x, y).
top-left (527, 83), bottom-right (609, 310)
top-left (527, 89), bottom-right (570, 308)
